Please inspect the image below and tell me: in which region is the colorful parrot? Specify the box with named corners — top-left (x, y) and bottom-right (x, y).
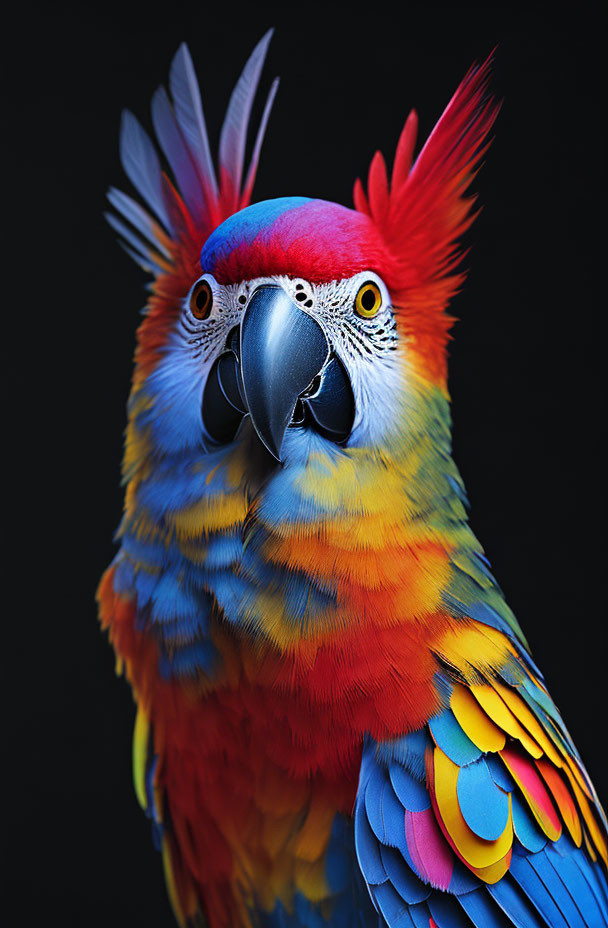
top-left (98, 30), bottom-right (608, 928)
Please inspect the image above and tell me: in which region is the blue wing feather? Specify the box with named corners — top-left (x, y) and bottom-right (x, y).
top-left (429, 707), bottom-right (482, 767)
top-left (355, 731), bottom-right (608, 927)
top-left (458, 887), bottom-right (514, 927)
top-left (457, 757), bottom-right (510, 841)
top-left (487, 876), bottom-right (547, 928)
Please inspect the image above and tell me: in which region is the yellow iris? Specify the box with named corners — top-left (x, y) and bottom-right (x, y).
top-left (354, 281), bottom-right (382, 318)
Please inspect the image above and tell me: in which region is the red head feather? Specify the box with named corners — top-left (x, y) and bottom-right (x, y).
top-left (353, 55), bottom-right (500, 385)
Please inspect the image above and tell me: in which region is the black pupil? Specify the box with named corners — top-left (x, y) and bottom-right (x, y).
top-left (361, 287), bottom-right (377, 312)
top-left (196, 286), bottom-right (209, 312)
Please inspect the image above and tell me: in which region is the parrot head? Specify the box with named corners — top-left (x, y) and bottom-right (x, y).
top-left (120, 36), bottom-right (498, 478)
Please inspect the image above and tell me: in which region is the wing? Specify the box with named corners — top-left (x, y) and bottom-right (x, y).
top-left (105, 31), bottom-right (278, 378)
top-left (354, 659), bottom-right (608, 928)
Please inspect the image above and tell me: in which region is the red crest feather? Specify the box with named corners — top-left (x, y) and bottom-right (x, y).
top-left (354, 55), bottom-right (500, 385)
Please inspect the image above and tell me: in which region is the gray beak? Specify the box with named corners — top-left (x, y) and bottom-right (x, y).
top-left (239, 285), bottom-right (330, 460)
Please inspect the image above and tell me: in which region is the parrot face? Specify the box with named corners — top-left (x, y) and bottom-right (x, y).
top-left (190, 266), bottom-right (399, 458)
top-left (144, 196), bottom-right (404, 466)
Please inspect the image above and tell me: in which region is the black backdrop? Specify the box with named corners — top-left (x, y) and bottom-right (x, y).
top-left (6, 5), bottom-right (605, 925)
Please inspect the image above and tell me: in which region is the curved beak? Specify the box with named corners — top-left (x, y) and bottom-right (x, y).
top-left (240, 285), bottom-right (330, 460)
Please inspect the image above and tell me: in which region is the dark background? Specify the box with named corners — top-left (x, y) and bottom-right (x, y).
top-left (5, 5), bottom-right (605, 925)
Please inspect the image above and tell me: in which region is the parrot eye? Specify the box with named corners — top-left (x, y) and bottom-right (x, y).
top-left (190, 280), bottom-right (213, 320)
top-left (354, 281), bottom-right (382, 319)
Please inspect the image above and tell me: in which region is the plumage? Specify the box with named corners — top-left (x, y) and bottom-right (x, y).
top-left (218, 29), bottom-right (275, 208)
top-left (98, 31), bottom-right (607, 928)
top-left (169, 42), bottom-right (219, 200)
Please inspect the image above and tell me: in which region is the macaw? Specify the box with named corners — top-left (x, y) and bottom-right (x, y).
top-left (98, 30), bottom-right (608, 928)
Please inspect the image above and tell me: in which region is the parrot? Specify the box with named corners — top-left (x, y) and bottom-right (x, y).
top-left (97, 29), bottom-right (608, 928)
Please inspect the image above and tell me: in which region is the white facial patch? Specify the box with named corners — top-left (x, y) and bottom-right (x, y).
top-left (177, 270), bottom-right (404, 450)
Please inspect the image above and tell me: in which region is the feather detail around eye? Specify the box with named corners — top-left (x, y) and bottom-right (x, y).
top-left (106, 31), bottom-right (278, 378)
top-left (354, 54), bottom-right (500, 385)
